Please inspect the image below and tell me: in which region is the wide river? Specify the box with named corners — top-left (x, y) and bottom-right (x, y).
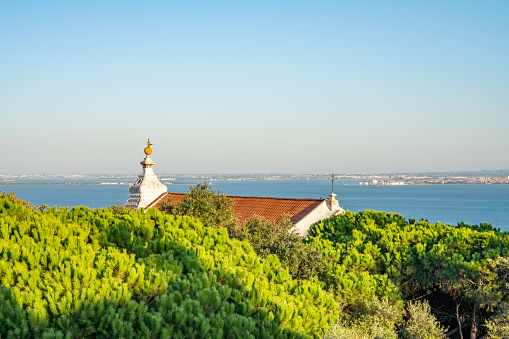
top-left (1, 179), bottom-right (508, 232)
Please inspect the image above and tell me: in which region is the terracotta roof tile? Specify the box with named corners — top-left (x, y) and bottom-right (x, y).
top-left (148, 192), bottom-right (185, 209)
top-left (151, 192), bottom-right (323, 225)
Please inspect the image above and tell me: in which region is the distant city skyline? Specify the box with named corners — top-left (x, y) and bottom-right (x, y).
top-left (1, 1), bottom-right (508, 174)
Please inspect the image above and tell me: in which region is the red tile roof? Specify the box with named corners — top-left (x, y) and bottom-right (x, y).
top-left (149, 192), bottom-right (324, 225)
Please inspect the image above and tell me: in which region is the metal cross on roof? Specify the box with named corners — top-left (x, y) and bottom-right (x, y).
top-left (329, 173), bottom-right (337, 193)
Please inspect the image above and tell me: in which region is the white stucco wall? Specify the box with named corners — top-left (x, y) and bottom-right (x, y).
top-left (126, 155), bottom-right (167, 209)
top-left (293, 197), bottom-right (344, 237)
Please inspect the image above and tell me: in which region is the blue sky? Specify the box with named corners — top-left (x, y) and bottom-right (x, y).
top-left (1, 1), bottom-right (508, 174)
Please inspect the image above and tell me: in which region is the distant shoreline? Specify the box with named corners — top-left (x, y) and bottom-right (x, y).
top-left (2, 170), bottom-right (509, 187)
top-left (1, 180), bottom-right (508, 186)
top-left (0, 182), bottom-right (199, 186)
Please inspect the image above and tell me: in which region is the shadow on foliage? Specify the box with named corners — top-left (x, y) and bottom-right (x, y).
top-left (0, 194), bottom-right (318, 338)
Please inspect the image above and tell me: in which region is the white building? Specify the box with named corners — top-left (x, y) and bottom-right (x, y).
top-left (127, 140), bottom-right (344, 236)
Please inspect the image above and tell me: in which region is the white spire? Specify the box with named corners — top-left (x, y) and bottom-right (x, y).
top-left (126, 140), bottom-right (167, 209)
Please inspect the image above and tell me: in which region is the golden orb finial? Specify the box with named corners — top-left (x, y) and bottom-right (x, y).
top-left (144, 139), bottom-right (153, 155)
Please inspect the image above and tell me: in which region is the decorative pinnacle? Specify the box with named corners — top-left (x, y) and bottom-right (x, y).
top-left (144, 139), bottom-right (153, 155)
top-left (329, 173), bottom-right (337, 193)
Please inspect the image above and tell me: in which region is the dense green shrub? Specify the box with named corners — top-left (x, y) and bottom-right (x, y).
top-left (309, 210), bottom-right (509, 338)
top-left (485, 302), bottom-right (509, 339)
top-left (233, 214), bottom-right (328, 281)
top-left (322, 297), bottom-right (400, 339)
top-left (0, 190), bottom-right (36, 212)
top-left (307, 211), bottom-right (402, 305)
top-left (399, 300), bottom-right (447, 339)
top-left (0, 192), bottom-right (339, 338)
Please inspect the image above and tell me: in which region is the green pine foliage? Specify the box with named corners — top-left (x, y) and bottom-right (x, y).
top-left (0, 192), bottom-right (339, 338)
top-left (6, 188), bottom-right (509, 338)
top-left (309, 210), bottom-right (509, 338)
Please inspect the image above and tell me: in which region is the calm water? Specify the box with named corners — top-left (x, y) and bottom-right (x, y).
top-left (1, 179), bottom-right (508, 231)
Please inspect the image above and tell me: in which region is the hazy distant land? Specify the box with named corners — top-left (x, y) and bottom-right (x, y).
top-left (1, 170), bottom-right (509, 185)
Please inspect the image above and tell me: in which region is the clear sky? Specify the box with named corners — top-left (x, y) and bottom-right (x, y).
top-left (1, 1), bottom-right (508, 174)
